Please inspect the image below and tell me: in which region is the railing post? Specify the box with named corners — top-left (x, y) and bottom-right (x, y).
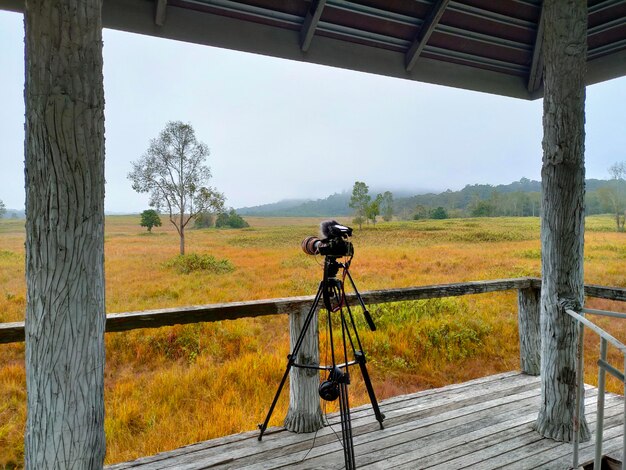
top-left (284, 305), bottom-right (323, 433)
top-left (595, 338), bottom-right (607, 468)
top-left (622, 354), bottom-right (626, 470)
top-left (518, 286), bottom-right (541, 375)
top-left (573, 312), bottom-right (585, 469)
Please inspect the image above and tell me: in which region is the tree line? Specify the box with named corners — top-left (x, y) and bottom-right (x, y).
top-left (393, 172), bottom-right (625, 228)
top-left (347, 166), bottom-right (625, 232)
top-left (241, 170), bottom-right (625, 232)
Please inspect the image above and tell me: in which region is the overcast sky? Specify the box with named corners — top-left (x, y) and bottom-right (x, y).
top-left (1, 10), bottom-right (625, 213)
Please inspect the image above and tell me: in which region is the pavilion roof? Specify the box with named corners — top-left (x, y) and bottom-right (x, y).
top-left (2, 0), bottom-right (625, 98)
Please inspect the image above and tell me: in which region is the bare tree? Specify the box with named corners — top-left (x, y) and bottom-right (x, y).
top-left (24, 0), bottom-right (106, 467)
top-left (602, 161), bottom-right (626, 231)
top-left (128, 121), bottom-right (225, 254)
top-left (608, 161), bottom-right (626, 179)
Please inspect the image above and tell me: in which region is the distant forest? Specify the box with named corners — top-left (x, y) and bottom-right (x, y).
top-left (238, 177), bottom-right (625, 219)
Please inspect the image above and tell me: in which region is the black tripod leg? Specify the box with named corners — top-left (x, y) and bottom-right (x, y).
top-left (258, 282), bottom-right (324, 440)
top-left (258, 361), bottom-right (292, 440)
top-left (344, 268), bottom-right (376, 331)
top-left (355, 351), bottom-right (385, 429)
top-left (339, 381), bottom-right (356, 470)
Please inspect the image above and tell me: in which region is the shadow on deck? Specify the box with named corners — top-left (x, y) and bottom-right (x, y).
top-left (106, 371), bottom-right (624, 469)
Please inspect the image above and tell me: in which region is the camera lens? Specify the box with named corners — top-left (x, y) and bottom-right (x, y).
top-left (301, 236), bottom-right (321, 255)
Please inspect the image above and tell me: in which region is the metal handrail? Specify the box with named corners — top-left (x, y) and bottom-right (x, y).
top-left (566, 307), bottom-right (626, 470)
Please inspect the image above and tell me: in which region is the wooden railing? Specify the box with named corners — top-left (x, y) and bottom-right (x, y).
top-left (2, 277), bottom-right (623, 347)
top-left (0, 277), bottom-right (531, 344)
top-left (2, 276), bottom-right (624, 434)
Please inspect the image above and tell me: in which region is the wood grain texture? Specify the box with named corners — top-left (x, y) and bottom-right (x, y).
top-left (2, 278), bottom-right (625, 344)
top-left (536, 0), bottom-right (590, 443)
top-left (518, 287), bottom-right (541, 376)
top-left (23, 0), bottom-right (106, 467)
top-left (105, 373), bottom-right (624, 469)
top-left (284, 304), bottom-right (323, 433)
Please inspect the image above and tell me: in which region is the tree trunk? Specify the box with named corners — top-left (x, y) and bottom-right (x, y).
top-left (179, 207), bottom-right (185, 255)
top-left (534, 0), bottom-right (590, 442)
top-left (24, 0), bottom-right (106, 467)
top-left (284, 305), bottom-right (323, 433)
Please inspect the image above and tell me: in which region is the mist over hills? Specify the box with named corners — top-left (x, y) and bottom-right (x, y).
top-left (238, 192), bottom-right (351, 217)
top-left (236, 180), bottom-right (538, 217)
top-left (2, 178), bottom-right (618, 219)
top-left (237, 187), bottom-right (426, 217)
top-left (237, 178), bottom-right (619, 218)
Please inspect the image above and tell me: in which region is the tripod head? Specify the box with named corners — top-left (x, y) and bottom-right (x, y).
top-left (322, 256), bottom-right (345, 312)
top-left (323, 256), bottom-right (342, 279)
top-left (321, 255), bottom-right (377, 332)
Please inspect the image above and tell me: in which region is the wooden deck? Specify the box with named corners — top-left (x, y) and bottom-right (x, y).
top-left (106, 372), bottom-right (624, 470)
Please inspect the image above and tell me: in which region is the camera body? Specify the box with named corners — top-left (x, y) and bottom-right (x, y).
top-left (301, 221), bottom-right (354, 258)
top-left (302, 236), bottom-right (353, 258)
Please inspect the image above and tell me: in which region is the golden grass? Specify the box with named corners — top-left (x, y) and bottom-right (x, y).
top-left (0, 215), bottom-right (624, 467)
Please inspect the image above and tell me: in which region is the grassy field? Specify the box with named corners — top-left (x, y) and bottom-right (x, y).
top-left (0, 215), bottom-right (624, 467)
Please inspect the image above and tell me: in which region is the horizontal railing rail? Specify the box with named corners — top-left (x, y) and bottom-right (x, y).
top-left (1, 277), bottom-right (624, 345)
top-left (0, 278), bottom-right (532, 344)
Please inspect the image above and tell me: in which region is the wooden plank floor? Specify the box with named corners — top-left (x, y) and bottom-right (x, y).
top-left (106, 372), bottom-right (624, 470)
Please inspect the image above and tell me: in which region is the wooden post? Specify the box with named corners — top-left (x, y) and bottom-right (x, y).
top-left (284, 305), bottom-right (323, 433)
top-left (534, 0), bottom-right (590, 442)
top-left (518, 287), bottom-right (541, 375)
top-left (24, 0), bottom-right (106, 467)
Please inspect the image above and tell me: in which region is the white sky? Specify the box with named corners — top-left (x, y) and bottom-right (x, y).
top-left (0, 10), bottom-right (625, 212)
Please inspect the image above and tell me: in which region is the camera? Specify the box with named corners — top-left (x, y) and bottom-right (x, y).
top-left (301, 220), bottom-right (354, 258)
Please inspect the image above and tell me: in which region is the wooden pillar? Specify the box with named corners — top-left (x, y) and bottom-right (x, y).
top-left (518, 287), bottom-right (541, 376)
top-left (24, 0), bottom-right (106, 467)
top-left (284, 305), bottom-right (323, 433)
top-left (534, 0), bottom-right (590, 442)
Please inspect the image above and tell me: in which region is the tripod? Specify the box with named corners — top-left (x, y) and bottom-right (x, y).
top-left (258, 255), bottom-right (385, 469)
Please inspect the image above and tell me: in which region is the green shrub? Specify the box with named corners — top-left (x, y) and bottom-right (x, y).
top-left (216, 209), bottom-right (249, 229)
top-left (194, 212), bottom-right (215, 229)
top-left (0, 250), bottom-right (19, 259)
top-left (165, 253), bottom-right (234, 274)
top-left (140, 209), bottom-right (162, 232)
top-left (421, 318), bottom-right (491, 361)
top-left (430, 206), bottom-right (449, 219)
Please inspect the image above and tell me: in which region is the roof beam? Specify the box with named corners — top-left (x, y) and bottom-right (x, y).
top-left (527, 2), bottom-right (545, 93)
top-left (300, 0), bottom-right (327, 52)
top-left (405, 0), bottom-right (449, 72)
top-left (155, 0), bottom-right (167, 27)
top-left (95, 0), bottom-right (533, 99)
